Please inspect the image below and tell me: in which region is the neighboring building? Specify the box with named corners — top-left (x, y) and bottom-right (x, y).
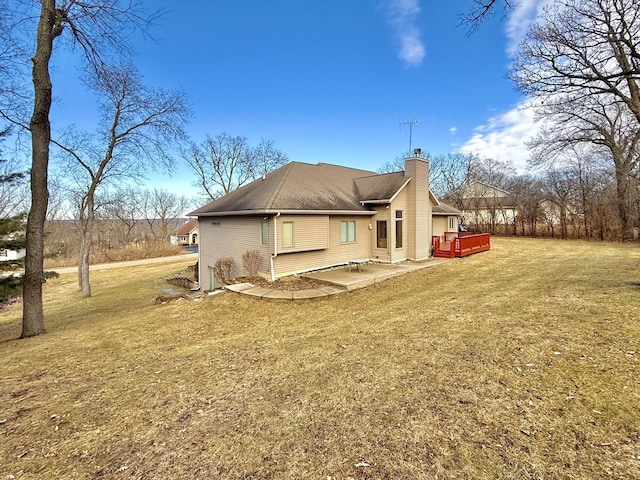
top-left (432, 201), bottom-right (462, 240)
top-left (447, 181), bottom-right (518, 228)
top-left (0, 248), bottom-right (26, 262)
top-left (176, 219), bottom-right (199, 247)
top-left (190, 156), bottom-right (463, 289)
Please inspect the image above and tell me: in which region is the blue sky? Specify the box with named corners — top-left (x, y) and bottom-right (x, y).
top-left (48, 0), bottom-right (551, 197)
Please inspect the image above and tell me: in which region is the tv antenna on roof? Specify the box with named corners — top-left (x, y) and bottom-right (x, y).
top-left (399, 118), bottom-right (426, 155)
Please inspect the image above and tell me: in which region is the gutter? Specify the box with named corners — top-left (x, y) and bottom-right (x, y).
top-left (270, 212), bottom-right (281, 281)
top-left (196, 209), bottom-right (376, 217)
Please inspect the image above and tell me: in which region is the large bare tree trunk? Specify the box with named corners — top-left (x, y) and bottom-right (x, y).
top-left (78, 223), bottom-right (92, 298)
top-left (615, 166), bottom-right (631, 241)
top-left (77, 195), bottom-right (94, 298)
top-left (22, 1), bottom-right (62, 338)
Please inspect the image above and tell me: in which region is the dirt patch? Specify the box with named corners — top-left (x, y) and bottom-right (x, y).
top-left (235, 274), bottom-right (328, 291)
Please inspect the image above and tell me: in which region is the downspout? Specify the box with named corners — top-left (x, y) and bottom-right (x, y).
top-left (270, 212), bottom-right (281, 281)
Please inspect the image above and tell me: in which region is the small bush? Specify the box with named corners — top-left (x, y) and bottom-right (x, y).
top-left (0, 275), bottom-right (21, 303)
top-left (214, 257), bottom-right (235, 285)
top-left (242, 250), bottom-right (262, 279)
top-left (0, 271), bottom-right (59, 304)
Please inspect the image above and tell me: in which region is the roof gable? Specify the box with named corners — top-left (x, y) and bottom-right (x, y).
top-left (432, 203), bottom-right (462, 215)
top-left (355, 172), bottom-right (409, 204)
top-left (176, 219), bottom-right (199, 235)
top-left (459, 181), bottom-right (511, 198)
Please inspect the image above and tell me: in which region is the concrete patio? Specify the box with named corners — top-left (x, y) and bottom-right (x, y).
top-left (224, 258), bottom-right (450, 300)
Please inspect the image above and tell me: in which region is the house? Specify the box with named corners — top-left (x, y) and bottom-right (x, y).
top-left (176, 219), bottom-right (199, 248)
top-left (190, 155), bottom-right (466, 289)
top-left (446, 181), bottom-right (518, 229)
top-left (0, 248), bottom-right (26, 262)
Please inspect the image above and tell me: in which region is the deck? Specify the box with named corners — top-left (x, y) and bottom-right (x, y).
top-left (432, 232), bottom-right (491, 259)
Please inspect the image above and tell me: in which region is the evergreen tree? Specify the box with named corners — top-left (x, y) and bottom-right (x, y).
top-left (0, 127), bottom-right (27, 302)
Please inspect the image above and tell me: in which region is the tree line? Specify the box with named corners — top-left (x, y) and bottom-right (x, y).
top-left (429, 151), bottom-right (638, 241)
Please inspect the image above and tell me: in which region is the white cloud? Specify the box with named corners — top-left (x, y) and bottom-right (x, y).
top-left (449, 126), bottom-right (458, 134)
top-left (459, 105), bottom-right (538, 172)
top-left (384, 0), bottom-right (425, 67)
top-left (505, 0), bottom-right (555, 54)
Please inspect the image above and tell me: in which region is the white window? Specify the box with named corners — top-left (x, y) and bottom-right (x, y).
top-left (340, 220), bottom-right (356, 243)
top-left (261, 221), bottom-right (268, 245)
top-left (282, 222), bottom-right (294, 247)
top-left (449, 217), bottom-right (455, 230)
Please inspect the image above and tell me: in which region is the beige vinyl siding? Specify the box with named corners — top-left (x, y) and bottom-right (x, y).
top-left (370, 206), bottom-right (390, 262)
top-left (198, 216), bottom-right (270, 289)
top-left (273, 215), bottom-right (371, 278)
top-left (432, 216), bottom-right (447, 240)
top-left (404, 158), bottom-right (431, 261)
top-left (277, 215), bottom-right (329, 253)
top-left (388, 188), bottom-right (408, 263)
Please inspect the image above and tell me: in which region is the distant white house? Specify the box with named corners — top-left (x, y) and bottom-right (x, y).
top-left (0, 248), bottom-right (26, 262)
top-left (446, 181), bottom-right (518, 228)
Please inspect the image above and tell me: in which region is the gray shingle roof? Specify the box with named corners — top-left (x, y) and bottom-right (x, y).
top-left (176, 219), bottom-right (198, 235)
top-left (190, 161), bottom-right (405, 216)
top-left (355, 172), bottom-right (409, 203)
top-left (432, 203), bottom-right (462, 215)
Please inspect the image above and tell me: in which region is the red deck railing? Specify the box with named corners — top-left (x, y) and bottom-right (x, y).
top-left (432, 233), bottom-right (491, 258)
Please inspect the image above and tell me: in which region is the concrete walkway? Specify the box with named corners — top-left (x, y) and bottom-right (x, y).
top-left (225, 258), bottom-right (450, 300)
top-left (225, 282), bottom-right (346, 300)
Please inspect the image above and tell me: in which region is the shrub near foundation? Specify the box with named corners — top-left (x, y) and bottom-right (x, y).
top-left (242, 249), bottom-right (261, 279)
top-left (214, 256), bottom-right (235, 284)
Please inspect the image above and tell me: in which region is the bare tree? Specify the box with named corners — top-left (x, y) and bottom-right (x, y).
top-left (509, 175), bottom-right (545, 237)
top-left (249, 139), bottom-right (289, 178)
top-left (0, 1), bottom-right (162, 337)
top-left (529, 94), bottom-right (640, 239)
top-left (461, 0), bottom-right (516, 31)
top-left (435, 152), bottom-right (480, 207)
top-left (512, 0), bottom-right (640, 240)
top-left (542, 169), bottom-right (577, 239)
top-left (140, 188), bottom-right (191, 243)
top-left (377, 153), bottom-right (409, 175)
top-left (53, 63), bottom-right (189, 298)
top-left (184, 133), bottom-right (288, 201)
top-left (512, 0), bottom-right (640, 126)
top-left (102, 187), bottom-right (142, 246)
top-left (570, 148), bottom-right (613, 239)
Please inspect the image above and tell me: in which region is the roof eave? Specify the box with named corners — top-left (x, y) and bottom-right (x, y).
top-left (360, 199), bottom-right (391, 205)
top-left (195, 209), bottom-right (376, 217)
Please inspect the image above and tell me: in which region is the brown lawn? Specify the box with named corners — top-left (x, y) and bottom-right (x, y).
top-left (1, 237), bottom-right (639, 479)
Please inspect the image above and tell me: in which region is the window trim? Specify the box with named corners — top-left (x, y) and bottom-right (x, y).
top-left (376, 220), bottom-right (387, 249)
top-left (340, 220), bottom-right (356, 243)
top-left (261, 220), bottom-right (269, 246)
top-left (282, 221), bottom-right (294, 247)
top-left (395, 219), bottom-right (403, 249)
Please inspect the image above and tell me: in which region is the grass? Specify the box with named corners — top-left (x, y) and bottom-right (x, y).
top-left (43, 242), bottom-right (187, 269)
top-left (1, 237), bottom-right (639, 479)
